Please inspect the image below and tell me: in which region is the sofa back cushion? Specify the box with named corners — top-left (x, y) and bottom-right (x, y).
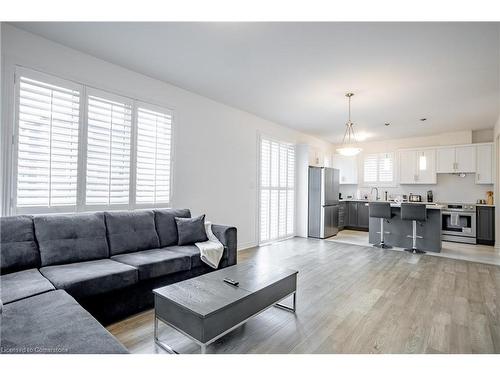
top-left (0, 216), bottom-right (40, 274)
top-left (105, 210), bottom-right (160, 256)
top-left (34, 212), bottom-right (109, 267)
top-left (154, 208), bottom-right (191, 247)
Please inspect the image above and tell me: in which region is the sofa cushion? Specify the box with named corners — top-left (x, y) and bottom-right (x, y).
top-left (1, 269), bottom-right (55, 304)
top-left (40, 259), bottom-right (138, 299)
top-left (105, 210), bottom-right (160, 256)
top-left (111, 248), bottom-right (191, 280)
top-left (0, 215), bottom-right (39, 274)
top-left (175, 214), bottom-right (208, 245)
top-left (0, 290), bottom-right (128, 354)
top-left (154, 208), bottom-right (191, 247)
top-left (166, 245), bottom-right (206, 268)
top-left (34, 212), bottom-right (109, 267)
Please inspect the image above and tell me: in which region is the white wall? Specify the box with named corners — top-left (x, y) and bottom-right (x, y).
top-left (333, 130), bottom-right (495, 203)
top-left (0, 24), bottom-right (332, 250)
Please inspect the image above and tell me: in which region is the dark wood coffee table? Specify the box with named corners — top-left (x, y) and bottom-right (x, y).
top-left (153, 263), bottom-right (298, 354)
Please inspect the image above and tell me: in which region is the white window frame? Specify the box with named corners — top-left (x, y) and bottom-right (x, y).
top-left (361, 152), bottom-right (396, 188)
top-left (258, 134), bottom-right (296, 245)
top-left (82, 87), bottom-right (135, 212)
top-left (8, 66), bottom-right (175, 215)
top-left (133, 101), bottom-right (175, 209)
top-left (12, 67), bottom-right (85, 214)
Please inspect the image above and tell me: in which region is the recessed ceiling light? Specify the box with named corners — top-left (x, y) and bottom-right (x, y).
top-left (384, 122), bottom-right (390, 126)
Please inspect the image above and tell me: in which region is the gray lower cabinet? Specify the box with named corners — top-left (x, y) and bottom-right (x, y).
top-left (477, 206), bottom-right (495, 246)
top-left (357, 202), bottom-right (369, 229)
top-left (347, 202), bottom-right (358, 227)
top-left (338, 202), bottom-right (347, 230)
top-left (344, 201), bottom-right (369, 231)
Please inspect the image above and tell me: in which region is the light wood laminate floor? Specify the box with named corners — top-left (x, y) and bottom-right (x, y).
top-left (107, 238), bottom-right (500, 354)
top-left (329, 230), bottom-right (500, 266)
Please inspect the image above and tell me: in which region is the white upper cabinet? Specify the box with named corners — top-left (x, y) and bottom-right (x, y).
top-left (455, 145), bottom-right (476, 173)
top-left (332, 154), bottom-right (358, 184)
top-left (416, 149), bottom-right (437, 183)
top-left (436, 147), bottom-right (456, 173)
top-left (399, 149), bottom-right (436, 184)
top-left (475, 143), bottom-right (494, 184)
top-left (437, 145), bottom-right (476, 173)
top-left (308, 148), bottom-right (332, 167)
top-left (399, 150), bottom-right (417, 184)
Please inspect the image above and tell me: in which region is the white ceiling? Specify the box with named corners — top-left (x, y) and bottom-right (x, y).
top-left (12, 22), bottom-right (500, 143)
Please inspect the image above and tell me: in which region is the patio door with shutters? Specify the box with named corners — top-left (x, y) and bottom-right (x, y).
top-left (259, 137), bottom-right (295, 244)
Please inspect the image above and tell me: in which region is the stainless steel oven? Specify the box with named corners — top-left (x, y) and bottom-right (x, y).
top-left (441, 203), bottom-right (476, 244)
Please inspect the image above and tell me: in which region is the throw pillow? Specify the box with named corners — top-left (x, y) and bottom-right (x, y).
top-left (175, 214), bottom-right (209, 245)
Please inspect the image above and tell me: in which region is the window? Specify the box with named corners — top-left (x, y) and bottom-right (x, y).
top-left (378, 153), bottom-right (394, 182)
top-left (363, 154), bottom-right (378, 183)
top-left (86, 90), bottom-right (133, 207)
top-left (12, 68), bottom-right (173, 214)
top-left (259, 137), bottom-right (295, 243)
top-left (15, 74), bottom-right (81, 211)
top-left (135, 106), bottom-right (173, 205)
top-left (363, 152), bottom-right (394, 186)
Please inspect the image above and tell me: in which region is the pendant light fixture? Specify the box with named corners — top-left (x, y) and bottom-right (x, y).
top-left (336, 92), bottom-right (362, 156)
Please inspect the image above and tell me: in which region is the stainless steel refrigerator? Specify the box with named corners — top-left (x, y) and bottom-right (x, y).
top-left (308, 167), bottom-right (340, 239)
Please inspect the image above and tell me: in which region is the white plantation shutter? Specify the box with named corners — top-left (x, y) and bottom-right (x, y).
top-left (136, 106), bottom-right (172, 205)
top-left (363, 153), bottom-right (394, 185)
top-left (363, 154), bottom-right (378, 183)
top-left (286, 146), bottom-right (295, 235)
top-left (259, 137), bottom-right (295, 243)
top-left (378, 152), bottom-right (394, 182)
top-left (86, 91), bottom-right (132, 206)
top-left (11, 68), bottom-right (176, 215)
top-left (16, 74), bottom-right (81, 210)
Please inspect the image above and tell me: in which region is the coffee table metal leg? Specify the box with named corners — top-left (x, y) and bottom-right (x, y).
top-left (154, 314), bottom-right (207, 354)
top-left (274, 291), bottom-right (296, 312)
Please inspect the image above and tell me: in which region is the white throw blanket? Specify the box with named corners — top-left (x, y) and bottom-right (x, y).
top-left (195, 222), bottom-right (224, 269)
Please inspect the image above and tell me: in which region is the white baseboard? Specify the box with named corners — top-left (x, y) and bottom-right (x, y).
top-left (237, 241), bottom-right (257, 251)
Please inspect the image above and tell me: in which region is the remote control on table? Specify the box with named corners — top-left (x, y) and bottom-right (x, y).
top-left (223, 277), bottom-right (239, 286)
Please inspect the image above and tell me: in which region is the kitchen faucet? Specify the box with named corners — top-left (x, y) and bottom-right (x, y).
top-left (370, 187), bottom-right (380, 201)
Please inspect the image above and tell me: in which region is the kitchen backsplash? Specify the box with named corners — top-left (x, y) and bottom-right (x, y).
top-left (339, 173), bottom-right (493, 203)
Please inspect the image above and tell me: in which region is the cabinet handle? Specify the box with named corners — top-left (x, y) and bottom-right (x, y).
top-left (477, 173), bottom-right (480, 182)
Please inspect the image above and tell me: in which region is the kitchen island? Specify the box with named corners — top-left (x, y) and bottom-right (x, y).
top-left (367, 203), bottom-right (443, 252)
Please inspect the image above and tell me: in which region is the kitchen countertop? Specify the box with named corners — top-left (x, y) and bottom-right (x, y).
top-left (339, 199), bottom-right (444, 210)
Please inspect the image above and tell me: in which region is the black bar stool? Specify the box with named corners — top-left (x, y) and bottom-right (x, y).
top-left (401, 203), bottom-right (427, 254)
top-left (369, 202), bottom-right (392, 249)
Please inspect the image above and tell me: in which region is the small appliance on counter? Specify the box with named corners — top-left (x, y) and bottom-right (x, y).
top-left (487, 191), bottom-right (494, 205)
top-left (427, 190), bottom-right (433, 203)
top-left (408, 194), bottom-right (422, 202)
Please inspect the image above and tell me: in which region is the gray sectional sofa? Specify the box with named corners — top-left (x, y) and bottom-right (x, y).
top-left (0, 208), bottom-right (237, 354)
